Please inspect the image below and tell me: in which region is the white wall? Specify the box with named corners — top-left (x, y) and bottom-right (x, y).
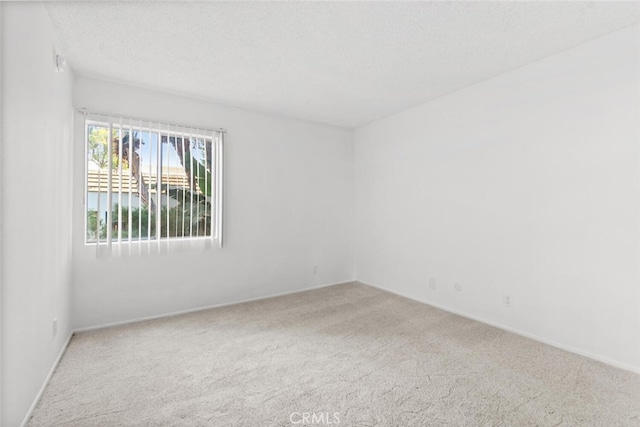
top-left (72, 77), bottom-right (354, 329)
top-left (1, 3), bottom-right (75, 426)
top-left (354, 25), bottom-right (640, 371)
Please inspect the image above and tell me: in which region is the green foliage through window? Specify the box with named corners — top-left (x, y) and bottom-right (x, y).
top-left (85, 118), bottom-right (222, 244)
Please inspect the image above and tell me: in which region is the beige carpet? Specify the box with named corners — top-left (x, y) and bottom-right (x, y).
top-left (28, 282), bottom-right (640, 426)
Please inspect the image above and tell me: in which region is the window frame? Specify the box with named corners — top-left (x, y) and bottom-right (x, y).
top-left (82, 112), bottom-right (224, 249)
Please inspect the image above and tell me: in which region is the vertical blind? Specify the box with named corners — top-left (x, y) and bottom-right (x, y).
top-left (83, 111), bottom-right (224, 254)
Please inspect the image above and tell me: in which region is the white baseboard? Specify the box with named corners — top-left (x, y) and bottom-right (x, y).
top-left (74, 279), bottom-right (355, 334)
top-left (357, 280), bottom-right (640, 376)
top-left (20, 332), bottom-right (74, 427)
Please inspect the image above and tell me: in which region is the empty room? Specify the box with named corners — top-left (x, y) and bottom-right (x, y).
top-left (2, 1), bottom-right (640, 426)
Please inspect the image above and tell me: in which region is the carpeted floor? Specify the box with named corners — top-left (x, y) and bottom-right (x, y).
top-left (29, 282), bottom-right (640, 426)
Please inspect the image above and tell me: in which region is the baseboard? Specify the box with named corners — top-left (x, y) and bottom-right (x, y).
top-left (357, 280), bottom-right (640, 376)
top-left (20, 332), bottom-right (74, 427)
top-left (74, 279), bottom-right (356, 334)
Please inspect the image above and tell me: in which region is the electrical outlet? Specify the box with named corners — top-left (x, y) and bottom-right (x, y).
top-left (454, 283), bottom-right (462, 291)
top-left (313, 265), bottom-right (318, 276)
top-left (503, 294), bottom-right (512, 307)
top-left (429, 277), bottom-right (437, 290)
top-left (53, 318), bottom-right (58, 337)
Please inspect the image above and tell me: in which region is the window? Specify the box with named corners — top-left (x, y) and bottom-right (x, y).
top-left (84, 113), bottom-right (224, 249)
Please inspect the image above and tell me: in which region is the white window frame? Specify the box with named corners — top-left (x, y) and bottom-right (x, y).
top-left (82, 111), bottom-right (224, 250)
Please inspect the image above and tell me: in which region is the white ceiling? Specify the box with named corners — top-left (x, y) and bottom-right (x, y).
top-left (45, 1), bottom-right (640, 128)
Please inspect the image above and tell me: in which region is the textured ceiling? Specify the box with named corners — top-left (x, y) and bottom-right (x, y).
top-left (45, 1), bottom-right (640, 128)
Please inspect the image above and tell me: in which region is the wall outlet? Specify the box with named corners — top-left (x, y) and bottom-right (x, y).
top-left (429, 277), bottom-right (437, 290)
top-left (53, 318), bottom-right (58, 337)
top-left (503, 294), bottom-right (512, 307)
top-left (313, 265), bottom-right (318, 276)
top-left (454, 283), bottom-right (462, 291)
